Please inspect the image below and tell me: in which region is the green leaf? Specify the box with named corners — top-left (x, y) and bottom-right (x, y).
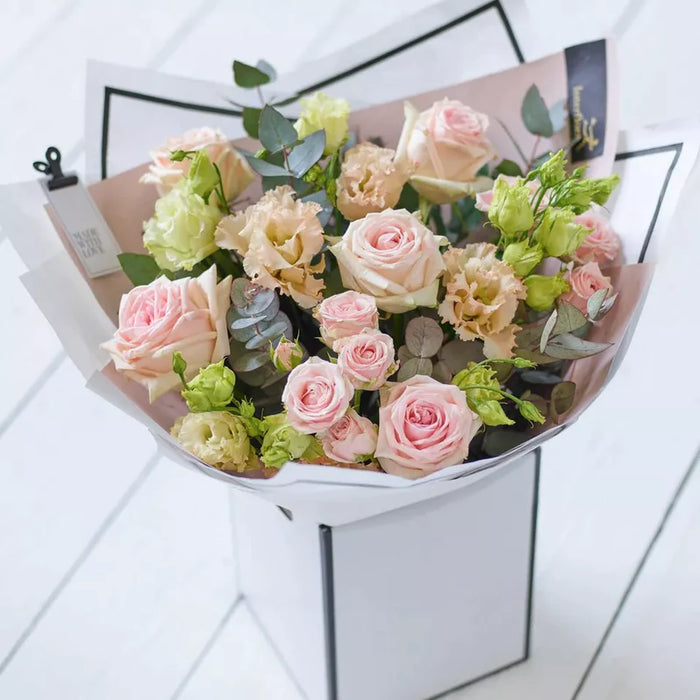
top-left (494, 159), bottom-right (523, 177)
top-left (521, 370), bottom-right (564, 385)
top-left (302, 189), bottom-right (332, 226)
top-left (483, 428), bottom-right (530, 457)
top-left (437, 338), bottom-right (485, 373)
top-left (256, 59), bottom-right (277, 81)
top-left (396, 182), bottom-right (420, 212)
top-left (545, 333), bottom-right (612, 359)
top-left (118, 253), bottom-right (164, 286)
top-left (397, 356), bottom-right (433, 381)
top-left (242, 107), bottom-right (261, 139)
top-left (521, 85), bottom-right (554, 138)
top-left (553, 301), bottom-right (588, 336)
top-left (259, 104), bottom-right (298, 154)
top-left (230, 350), bottom-right (270, 373)
top-left (244, 154), bottom-right (290, 178)
top-left (232, 60), bottom-right (271, 88)
top-left (587, 288), bottom-right (609, 320)
top-left (550, 381), bottom-right (576, 417)
top-left (549, 99), bottom-right (567, 132)
top-left (540, 309), bottom-right (558, 353)
top-left (288, 130), bottom-right (326, 177)
top-left (405, 317), bottom-right (444, 358)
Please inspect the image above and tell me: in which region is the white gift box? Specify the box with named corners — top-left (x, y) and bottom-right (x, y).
top-left (230, 449), bottom-right (539, 700)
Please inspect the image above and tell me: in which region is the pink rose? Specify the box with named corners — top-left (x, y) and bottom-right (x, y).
top-left (318, 409), bottom-right (378, 464)
top-left (395, 99), bottom-right (494, 204)
top-left (281, 357), bottom-right (354, 434)
top-left (101, 265), bottom-right (231, 401)
top-left (573, 211), bottom-right (620, 266)
top-left (335, 330), bottom-right (398, 390)
top-left (375, 375), bottom-right (481, 479)
top-left (329, 209), bottom-right (446, 313)
top-left (314, 290), bottom-right (379, 347)
top-left (270, 337), bottom-right (304, 372)
top-left (140, 127), bottom-right (254, 205)
top-left (561, 262), bottom-right (613, 313)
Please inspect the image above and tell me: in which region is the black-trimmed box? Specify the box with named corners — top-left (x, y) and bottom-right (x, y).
top-left (230, 449), bottom-right (539, 700)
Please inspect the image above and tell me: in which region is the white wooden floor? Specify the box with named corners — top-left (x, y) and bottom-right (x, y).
top-left (2, 1), bottom-right (700, 698)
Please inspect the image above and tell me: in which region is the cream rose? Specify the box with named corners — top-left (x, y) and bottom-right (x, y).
top-left (318, 409), bottom-right (378, 464)
top-left (281, 357), bottom-right (354, 434)
top-left (101, 265), bottom-right (231, 401)
top-left (329, 209), bottom-right (446, 313)
top-left (336, 142), bottom-right (408, 220)
top-left (313, 290), bottom-right (379, 347)
top-left (573, 211), bottom-right (621, 266)
top-left (335, 330), bottom-right (398, 390)
top-left (140, 127), bottom-right (254, 205)
top-left (215, 185), bottom-right (325, 308)
top-left (395, 99), bottom-right (494, 204)
top-left (438, 243), bottom-right (526, 359)
top-left (375, 375), bottom-right (480, 479)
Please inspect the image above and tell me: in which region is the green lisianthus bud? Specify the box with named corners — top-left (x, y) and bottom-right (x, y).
top-left (589, 174), bottom-right (620, 205)
top-left (518, 400), bottom-right (546, 424)
top-left (260, 413), bottom-right (314, 468)
top-left (181, 360), bottom-right (236, 412)
top-left (294, 92), bottom-right (350, 155)
top-left (452, 363), bottom-right (514, 427)
top-left (143, 180), bottom-right (221, 271)
top-left (502, 240), bottom-right (544, 277)
top-left (187, 150), bottom-right (220, 201)
top-left (538, 150), bottom-right (567, 188)
top-left (171, 411), bottom-right (251, 471)
top-left (524, 273), bottom-right (570, 311)
top-left (488, 177), bottom-right (535, 237)
top-left (270, 337), bottom-right (304, 372)
top-left (533, 207), bottom-right (588, 257)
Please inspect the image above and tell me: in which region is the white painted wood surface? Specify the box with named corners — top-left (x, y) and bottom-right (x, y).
top-left (1, 1), bottom-right (699, 699)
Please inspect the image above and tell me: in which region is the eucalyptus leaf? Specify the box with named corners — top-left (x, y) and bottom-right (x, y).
top-left (230, 322), bottom-right (258, 344)
top-left (397, 357), bottom-right (433, 381)
top-left (521, 84), bottom-right (554, 138)
top-left (405, 317), bottom-right (444, 358)
top-left (599, 292), bottom-right (618, 316)
top-left (232, 60), bottom-right (271, 89)
top-left (230, 350), bottom-right (271, 373)
top-left (549, 99), bottom-right (567, 132)
top-left (438, 338), bottom-right (484, 373)
top-left (256, 59), bottom-right (277, 81)
top-left (553, 301), bottom-right (588, 336)
top-left (242, 107), bottom-right (261, 139)
top-left (288, 130), bottom-right (325, 177)
top-left (587, 288), bottom-right (608, 320)
top-left (259, 104), bottom-right (298, 154)
top-left (239, 287), bottom-right (277, 316)
top-left (397, 345), bottom-right (415, 365)
top-left (483, 429), bottom-right (530, 457)
top-left (494, 159), bottom-right (523, 177)
top-left (540, 309), bottom-right (558, 353)
top-left (118, 253), bottom-right (163, 286)
top-left (550, 381), bottom-right (576, 417)
top-left (432, 360), bottom-right (453, 384)
top-left (521, 370), bottom-right (565, 384)
top-left (516, 349), bottom-right (561, 365)
top-left (229, 315), bottom-right (266, 330)
top-left (244, 155), bottom-right (290, 178)
top-left (245, 333), bottom-right (273, 351)
top-left (491, 361), bottom-right (514, 384)
top-left (302, 189), bottom-right (332, 226)
top-left (545, 333), bottom-right (612, 359)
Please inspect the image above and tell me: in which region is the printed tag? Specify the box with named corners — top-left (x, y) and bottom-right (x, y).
top-left (42, 179), bottom-right (122, 278)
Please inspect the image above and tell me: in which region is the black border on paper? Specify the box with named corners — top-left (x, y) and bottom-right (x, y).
top-left (99, 0), bottom-right (524, 179)
top-left (318, 449), bottom-right (541, 700)
top-left (613, 143), bottom-right (683, 262)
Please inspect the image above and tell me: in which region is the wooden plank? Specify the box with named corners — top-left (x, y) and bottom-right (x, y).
top-left (0, 456), bottom-right (236, 700)
top-left (577, 450), bottom-right (700, 700)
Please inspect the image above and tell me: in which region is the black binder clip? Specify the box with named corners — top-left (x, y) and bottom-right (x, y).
top-left (33, 146), bottom-right (79, 191)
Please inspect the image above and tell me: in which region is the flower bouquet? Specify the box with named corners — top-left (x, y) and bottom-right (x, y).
top-left (93, 58), bottom-right (632, 482)
top-left (10, 41), bottom-right (663, 699)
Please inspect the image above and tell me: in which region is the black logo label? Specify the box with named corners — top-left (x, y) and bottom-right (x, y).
top-left (565, 40), bottom-right (607, 163)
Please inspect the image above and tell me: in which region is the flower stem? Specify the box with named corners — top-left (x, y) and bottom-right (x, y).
top-left (392, 313), bottom-right (404, 345)
top-left (353, 390), bottom-right (361, 412)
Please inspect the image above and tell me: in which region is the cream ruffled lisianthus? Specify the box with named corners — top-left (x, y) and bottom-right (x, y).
top-left (438, 243), bottom-right (526, 358)
top-left (215, 186), bottom-right (325, 308)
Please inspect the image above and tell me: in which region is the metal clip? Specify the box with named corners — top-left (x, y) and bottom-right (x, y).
top-left (33, 146), bottom-right (79, 191)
